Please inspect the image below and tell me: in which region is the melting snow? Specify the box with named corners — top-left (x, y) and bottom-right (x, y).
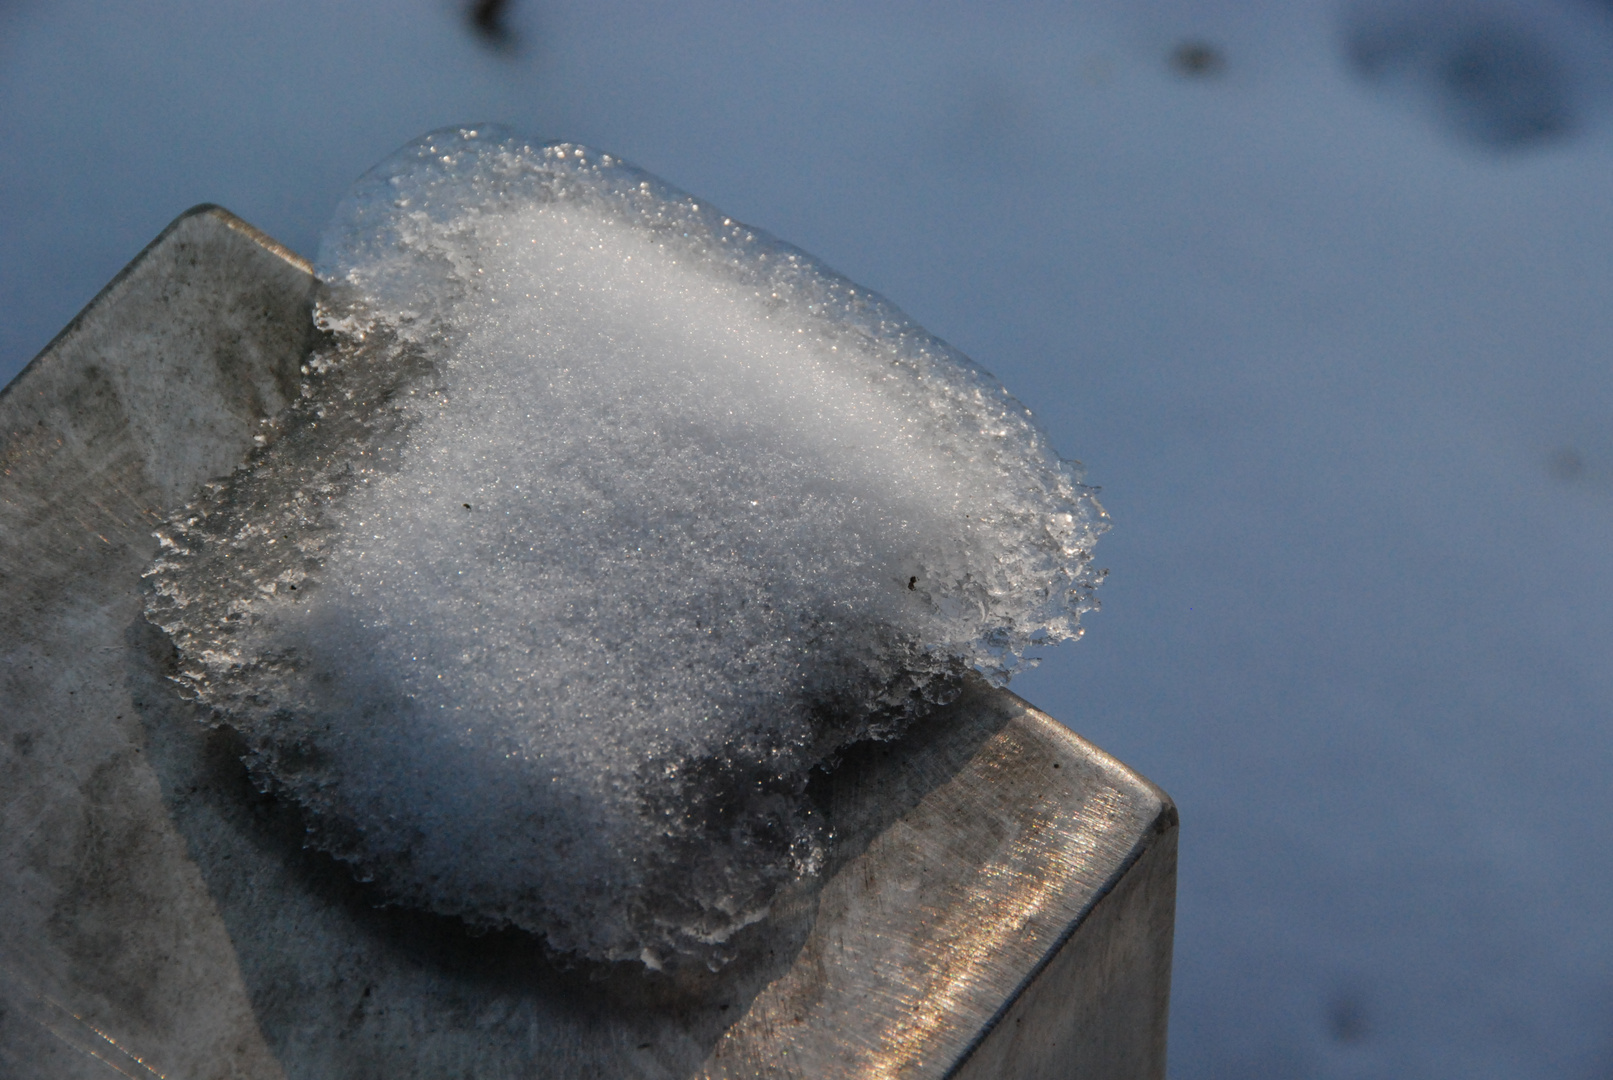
top-left (144, 126), bottom-right (1106, 966)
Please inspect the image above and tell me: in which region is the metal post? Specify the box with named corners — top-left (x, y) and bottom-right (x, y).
top-left (0, 207), bottom-right (1175, 1079)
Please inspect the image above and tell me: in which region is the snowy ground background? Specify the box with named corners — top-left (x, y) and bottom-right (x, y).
top-left (4, 1), bottom-right (1612, 1076)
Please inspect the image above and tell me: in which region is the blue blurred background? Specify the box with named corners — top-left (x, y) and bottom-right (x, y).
top-left (4, 1), bottom-right (1612, 1075)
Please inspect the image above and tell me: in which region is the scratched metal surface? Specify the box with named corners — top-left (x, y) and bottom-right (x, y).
top-left (0, 208), bottom-right (1174, 1079)
top-left (0, 208), bottom-right (316, 1079)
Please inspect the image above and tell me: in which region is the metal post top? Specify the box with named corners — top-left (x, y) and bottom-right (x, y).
top-left (0, 207), bottom-right (1174, 1080)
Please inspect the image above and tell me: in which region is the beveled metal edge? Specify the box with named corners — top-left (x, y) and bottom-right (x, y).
top-left (1, 205), bottom-right (313, 405)
top-left (941, 703), bottom-right (1175, 1077)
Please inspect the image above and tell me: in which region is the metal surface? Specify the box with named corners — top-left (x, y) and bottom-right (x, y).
top-left (0, 206), bottom-right (1176, 1079)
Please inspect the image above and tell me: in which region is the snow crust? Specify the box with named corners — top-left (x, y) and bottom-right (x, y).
top-left (144, 126), bottom-right (1106, 966)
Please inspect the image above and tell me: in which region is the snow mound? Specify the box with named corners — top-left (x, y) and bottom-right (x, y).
top-left (144, 126), bottom-right (1107, 967)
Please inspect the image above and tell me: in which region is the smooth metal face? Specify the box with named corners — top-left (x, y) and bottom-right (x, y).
top-left (0, 207), bottom-right (1175, 1079)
